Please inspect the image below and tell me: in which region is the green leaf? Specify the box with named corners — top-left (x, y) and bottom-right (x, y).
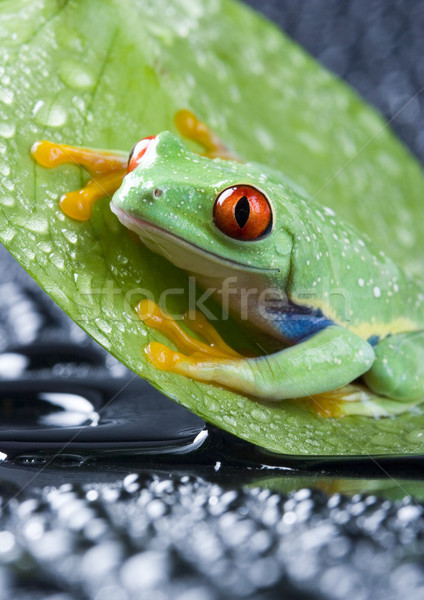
top-left (248, 475), bottom-right (424, 502)
top-left (1, 0), bottom-right (424, 456)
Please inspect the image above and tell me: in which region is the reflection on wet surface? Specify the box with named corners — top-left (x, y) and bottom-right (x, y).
top-left (0, 342), bottom-right (424, 501)
top-left (0, 333), bottom-right (424, 599)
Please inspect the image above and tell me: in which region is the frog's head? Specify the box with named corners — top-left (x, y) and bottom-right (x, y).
top-left (110, 131), bottom-right (300, 288)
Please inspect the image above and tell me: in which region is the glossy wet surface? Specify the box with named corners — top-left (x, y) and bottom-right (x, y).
top-left (1, 1), bottom-right (424, 598)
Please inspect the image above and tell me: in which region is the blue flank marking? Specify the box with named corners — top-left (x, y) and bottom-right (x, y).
top-left (266, 300), bottom-right (334, 343)
top-left (367, 335), bottom-right (380, 347)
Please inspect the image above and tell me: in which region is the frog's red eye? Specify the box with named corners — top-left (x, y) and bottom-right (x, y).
top-left (127, 136), bottom-right (156, 173)
top-left (213, 185), bottom-right (272, 241)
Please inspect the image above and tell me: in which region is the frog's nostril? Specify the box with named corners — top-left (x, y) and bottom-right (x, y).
top-left (153, 188), bottom-right (162, 198)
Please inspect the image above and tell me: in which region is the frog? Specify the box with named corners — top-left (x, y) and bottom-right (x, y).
top-left (31, 110), bottom-right (424, 418)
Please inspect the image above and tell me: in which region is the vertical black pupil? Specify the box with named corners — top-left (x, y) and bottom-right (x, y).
top-left (128, 144), bottom-right (136, 166)
top-left (234, 196), bottom-right (250, 228)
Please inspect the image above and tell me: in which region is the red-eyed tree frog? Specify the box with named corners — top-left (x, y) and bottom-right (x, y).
top-left (31, 111), bottom-right (424, 418)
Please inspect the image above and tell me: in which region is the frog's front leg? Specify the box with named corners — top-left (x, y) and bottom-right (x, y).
top-left (139, 301), bottom-right (375, 401)
top-left (31, 140), bottom-right (128, 221)
top-left (363, 331), bottom-right (424, 402)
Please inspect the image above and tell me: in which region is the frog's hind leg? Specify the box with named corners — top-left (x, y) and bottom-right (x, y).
top-left (174, 110), bottom-right (238, 161)
top-left (363, 331), bottom-right (424, 405)
top-left (306, 384), bottom-right (421, 418)
top-left (138, 302), bottom-right (375, 402)
top-left (313, 330), bottom-right (424, 418)
top-left (137, 300), bottom-right (423, 417)
top-left (31, 140), bottom-right (128, 221)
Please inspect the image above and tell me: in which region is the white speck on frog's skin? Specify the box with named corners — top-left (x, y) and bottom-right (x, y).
top-left (358, 278), bottom-right (365, 287)
top-left (373, 286), bottom-right (381, 298)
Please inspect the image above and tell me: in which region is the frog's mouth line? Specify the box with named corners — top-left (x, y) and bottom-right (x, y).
top-left (110, 204), bottom-right (278, 274)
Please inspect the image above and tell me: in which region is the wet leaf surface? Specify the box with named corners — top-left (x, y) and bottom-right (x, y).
top-left (1, 0), bottom-right (424, 455)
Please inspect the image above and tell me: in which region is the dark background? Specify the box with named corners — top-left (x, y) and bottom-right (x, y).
top-left (245, 0), bottom-right (424, 162)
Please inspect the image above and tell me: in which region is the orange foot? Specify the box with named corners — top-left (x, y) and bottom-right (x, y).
top-left (31, 140), bottom-right (127, 221)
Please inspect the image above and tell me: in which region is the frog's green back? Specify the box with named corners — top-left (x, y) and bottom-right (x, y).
top-left (1, 0), bottom-right (424, 456)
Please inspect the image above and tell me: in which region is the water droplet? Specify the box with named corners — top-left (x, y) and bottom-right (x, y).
top-left (72, 95), bottom-right (86, 113)
top-left (55, 27), bottom-right (84, 53)
top-left (255, 127), bottom-right (274, 151)
top-left (297, 131), bottom-right (325, 155)
top-left (378, 418), bottom-right (405, 433)
top-left (323, 206), bottom-right (336, 217)
top-left (0, 122), bottom-right (15, 138)
top-left (0, 228), bottom-right (15, 242)
top-left (1, 178), bottom-right (14, 191)
top-left (251, 408), bottom-right (271, 423)
top-left (204, 398), bottom-right (219, 413)
top-left (406, 429), bottom-right (424, 443)
top-left (396, 226), bottom-right (415, 248)
top-left (15, 214), bottom-right (49, 234)
top-left (37, 241), bottom-right (53, 253)
top-left (60, 60), bottom-right (95, 90)
top-left (50, 254), bottom-right (65, 269)
top-left (32, 99), bottom-right (44, 117)
top-left (33, 102), bottom-right (67, 128)
top-left (0, 194), bottom-right (15, 207)
top-left (62, 229), bottom-right (78, 244)
top-left (0, 88), bottom-right (13, 105)
top-left (96, 319), bottom-right (112, 335)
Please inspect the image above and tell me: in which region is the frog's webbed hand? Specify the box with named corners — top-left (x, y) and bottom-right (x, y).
top-left (31, 140), bottom-right (127, 221)
top-left (174, 110), bottom-right (239, 161)
top-left (137, 300), bottom-right (375, 401)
